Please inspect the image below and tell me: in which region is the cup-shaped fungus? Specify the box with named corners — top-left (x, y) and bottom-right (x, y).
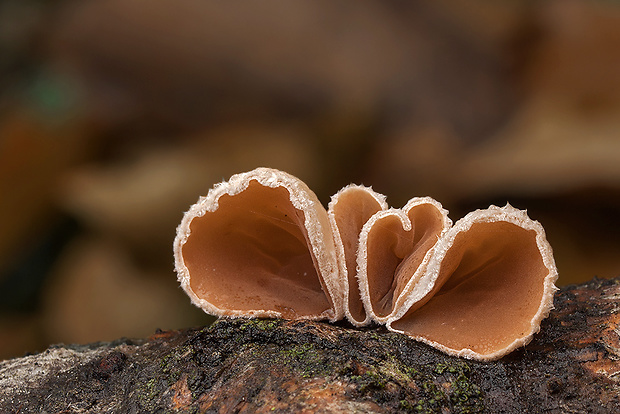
top-left (175, 168), bottom-right (559, 361)
top-left (356, 197), bottom-right (451, 325)
top-left (386, 205), bottom-right (559, 360)
top-left (328, 185), bottom-right (388, 326)
top-left (174, 168), bottom-right (343, 321)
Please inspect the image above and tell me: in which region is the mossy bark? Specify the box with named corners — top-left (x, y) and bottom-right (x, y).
top-left (1, 277), bottom-right (620, 413)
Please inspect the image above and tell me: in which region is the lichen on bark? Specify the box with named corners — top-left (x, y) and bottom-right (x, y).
top-left (1, 277), bottom-right (620, 413)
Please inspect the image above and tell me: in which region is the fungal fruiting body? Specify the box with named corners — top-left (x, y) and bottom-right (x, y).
top-left (174, 168), bottom-right (559, 361)
top-left (385, 205), bottom-right (558, 360)
top-left (327, 185), bottom-right (388, 326)
top-left (174, 168), bottom-right (344, 322)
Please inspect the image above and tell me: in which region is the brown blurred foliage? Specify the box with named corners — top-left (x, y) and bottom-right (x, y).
top-left (1, 0), bottom-right (620, 360)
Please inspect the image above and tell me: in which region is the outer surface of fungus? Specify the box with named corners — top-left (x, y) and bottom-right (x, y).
top-left (327, 185), bottom-right (387, 326)
top-left (174, 168), bottom-right (558, 361)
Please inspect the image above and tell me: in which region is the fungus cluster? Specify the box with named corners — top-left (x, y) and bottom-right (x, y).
top-left (174, 168), bottom-right (558, 361)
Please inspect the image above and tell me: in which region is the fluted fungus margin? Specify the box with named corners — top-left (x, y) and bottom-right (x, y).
top-left (174, 168), bottom-right (558, 361)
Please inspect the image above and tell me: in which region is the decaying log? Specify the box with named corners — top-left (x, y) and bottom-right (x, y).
top-left (1, 276), bottom-right (619, 413)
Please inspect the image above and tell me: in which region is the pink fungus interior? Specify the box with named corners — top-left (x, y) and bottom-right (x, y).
top-left (366, 204), bottom-right (445, 318)
top-left (182, 180), bottom-right (330, 319)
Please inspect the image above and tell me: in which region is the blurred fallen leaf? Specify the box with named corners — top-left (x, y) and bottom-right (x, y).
top-left (56, 123), bottom-right (321, 264)
top-left (42, 237), bottom-right (210, 345)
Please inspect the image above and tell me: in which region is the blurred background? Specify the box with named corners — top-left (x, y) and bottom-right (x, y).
top-left (2, 0), bottom-right (620, 360)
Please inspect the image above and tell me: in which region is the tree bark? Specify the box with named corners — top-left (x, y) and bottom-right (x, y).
top-left (1, 276), bottom-right (619, 413)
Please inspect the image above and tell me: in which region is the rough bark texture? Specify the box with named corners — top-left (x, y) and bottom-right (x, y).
top-left (1, 277), bottom-right (620, 413)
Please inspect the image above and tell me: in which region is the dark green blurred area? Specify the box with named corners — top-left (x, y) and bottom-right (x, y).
top-left (2, 0), bottom-right (620, 360)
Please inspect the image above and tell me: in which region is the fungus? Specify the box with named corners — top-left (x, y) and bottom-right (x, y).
top-left (327, 185), bottom-right (387, 326)
top-left (357, 197), bottom-right (452, 325)
top-left (387, 205), bottom-right (558, 361)
top-left (174, 168), bottom-right (558, 361)
top-left (174, 168), bottom-right (344, 321)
